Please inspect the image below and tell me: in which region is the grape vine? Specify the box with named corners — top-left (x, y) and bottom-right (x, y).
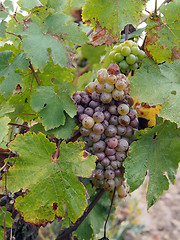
top-left (0, 0), bottom-right (179, 239)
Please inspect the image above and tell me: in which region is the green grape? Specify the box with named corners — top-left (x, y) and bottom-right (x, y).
top-left (100, 92), bottom-right (112, 104)
top-left (138, 50), bottom-right (145, 60)
top-left (117, 104), bottom-right (130, 115)
top-left (114, 53), bottom-right (124, 62)
top-left (121, 46), bottom-right (131, 56)
top-left (103, 83), bottom-right (114, 93)
top-left (97, 68), bottom-right (108, 84)
top-left (112, 89), bottom-right (124, 101)
top-left (131, 46), bottom-right (139, 56)
top-left (119, 60), bottom-right (129, 71)
top-left (113, 44), bottom-right (122, 52)
top-left (86, 82), bottom-right (96, 93)
top-left (122, 40), bottom-right (133, 48)
top-left (126, 54), bottom-right (137, 65)
top-left (118, 115), bottom-right (130, 126)
top-left (107, 74), bottom-right (117, 85)
top-left (95, 83), bottom-right (104, 93)
top-left (131, 42), bottom-right (138, 47)
top-left (82, 116), bottom-right (95, 128)
top-left (115, 79), bottom-right (127, 90)
top-left (130, 62), bottom-right (138, 70)
top-left (109, 50), bottom-right (116, 60)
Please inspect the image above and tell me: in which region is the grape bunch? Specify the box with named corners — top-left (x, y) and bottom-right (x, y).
top-left (72, 63), bottom-right (138, 192)
top-left (108, 40), bottom-right (145, 73)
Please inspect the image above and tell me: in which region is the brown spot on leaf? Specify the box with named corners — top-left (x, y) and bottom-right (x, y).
top-left (90, 23), bottom-right (120, 47)
top-left (171, 46), bottom-right (180, 62)
top-left (144, 16), bottom-right (162, 59)
top-left (52, 202), bottom-right (58, 211)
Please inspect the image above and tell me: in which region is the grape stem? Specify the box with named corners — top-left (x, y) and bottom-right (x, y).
top-left (125, 25), bottom-right (129, 41)
top-left (55, 189), bottom-right (105, 240)
top-left (154, 0), bottom-right (158, 16)
top-left (73, 63), bottom-right (90, 85)
top-left (29, 61), bottom-right (41, 86)
top-left (103, 187), bottom-right (116, 239)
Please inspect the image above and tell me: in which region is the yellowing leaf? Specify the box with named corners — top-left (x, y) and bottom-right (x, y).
top-left (1, 132), bottom-right (96, 225)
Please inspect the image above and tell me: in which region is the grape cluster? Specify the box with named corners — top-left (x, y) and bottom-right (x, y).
top-left (108, 40), bottom-right (145, 73)
top-left (72, 64), bottom-right (138, 192)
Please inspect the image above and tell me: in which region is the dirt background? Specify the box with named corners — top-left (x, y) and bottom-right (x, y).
top-left (126, 168), bottom-right (180, 240)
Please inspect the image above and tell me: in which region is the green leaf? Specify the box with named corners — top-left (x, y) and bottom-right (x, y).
top-left (31, 86), bottom-right (76, 130)
top-left (0, 116), bottom-right (10, 144)
top-left (47, 114), bottom-right (76, 139)
top-left (82, 0), bottom-right (148, 36)
top-left (130, 59), bottom-right (180, 127)
top-left (0, 207), bottom-right (13, 238)
top-left (0, 52), bottom-right (29, 98)
top-left (45, 13), bottom-right (88, 45)
top-left (0, 97), bottom-right (14, 117)
top-left (17, 0), bottom-right (42, 10)
top-left (67, 0), bottom-right (85, 8)
top-left (9, 91), bottom-right (37, 121)
top-left (47, 0), bottom-right (67, 12)
top-left (145, 0), bottom-right (180, 63)
top-left (20, 22), bottom-right (68, 71)
top-left (0, 21), bottom-right (6, 38)
top-left (77, 71), bottom-right (94, 91)
top-left (5, 13), bottom-right (24, 46)
top-left (124, 119), bottom-right (180, 208)
top-left (30, 6), bottom-right (54, 23)
top-left (0, 0), bottom-right (14, 19)
top-left (4, 132), bottom-right (95, 224)
top-left (37, 61), bottom-right (75, 93)
top-left (81, 44), bottom-right (106, 65)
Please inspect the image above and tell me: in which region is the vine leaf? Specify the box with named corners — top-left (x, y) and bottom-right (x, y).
top-left (20, 22), bottom-right (68, 71)
top-left (0, 51), bottom-right (29, 98)
top-left (124, 119), bottom-right (180, 209)
top-left (82, 0), bottom-right (147, 37)
top-left (47, 114), bottom-right (76, 140)
top-left (4, 132), bottom-right (96, 225)
top-left (130, 59), bottom-right (180, 127)
top-left (0, 0), bottom-right (14, 19)
top-left (45, 13), bottom-right (88, 45)
top-left (37, 60), bottom-right (75, 93)
top-left (0, 21), bottom-right (6, 38)
top-left (0, 207), bottom-right (13, 237)
top-left (30, 86), bottom-right (76, 131)
top-left (0, 116), bottom-right (10, 144)
top-left (145, 0), bottom-right (180, 63)
top-left (17, 0), bottom-right (42, 10)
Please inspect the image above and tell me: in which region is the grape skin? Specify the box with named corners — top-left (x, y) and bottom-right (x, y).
top-left (75, 61), bottom-right (140, 192)
top-left (82, 116), bottom-right (95, 128)
top-left (93, 112), bottom-right (105, 123)
top-left (93, 123), bottom-right (104, 135)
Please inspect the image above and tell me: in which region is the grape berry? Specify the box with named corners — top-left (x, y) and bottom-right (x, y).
top-left (72, 63), bottom-right (138, 192)
top-left (108, 40), bottom-right (145, 73)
